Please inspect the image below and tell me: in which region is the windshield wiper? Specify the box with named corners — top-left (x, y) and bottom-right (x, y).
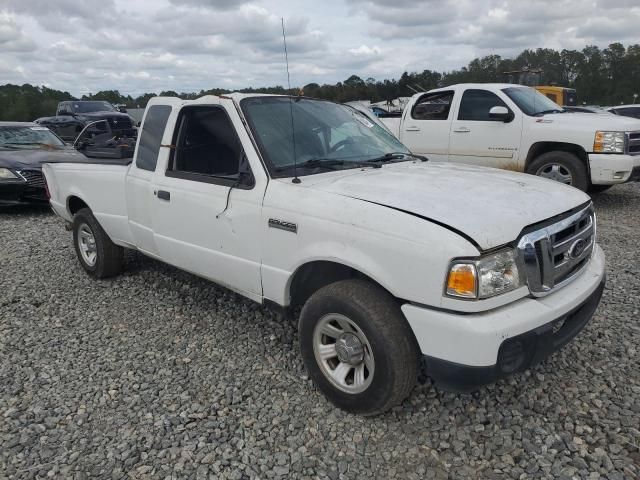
top-left (366, 152), bottom-right (428, 163)
top-left (275, 158), bottom-right (381, 173)
top-left (535, 109), bottom-right (564, 116)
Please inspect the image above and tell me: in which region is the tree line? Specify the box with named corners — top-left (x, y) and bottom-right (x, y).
top-left (1, 43), bottom-right (638, 122)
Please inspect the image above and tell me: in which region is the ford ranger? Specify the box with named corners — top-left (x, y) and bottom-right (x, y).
top-left (43, 94), bottom-right (606, 415)
top-left (381, 83), bottom-right (640, 192)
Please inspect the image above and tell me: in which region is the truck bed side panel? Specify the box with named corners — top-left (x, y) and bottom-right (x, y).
top-left (43, 163), bottom-right (134, 247)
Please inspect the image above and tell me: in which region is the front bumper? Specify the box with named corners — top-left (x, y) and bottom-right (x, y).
top-left (402, 244), bottom-right (606, 392)
top-left (0, 181), bottom-right (47, 206)
top-left (588, 153), bottom-right (640, 185)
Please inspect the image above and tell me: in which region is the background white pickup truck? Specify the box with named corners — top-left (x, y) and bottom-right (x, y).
top-left (381, 83), bottom-right (640, 192)
top-left (44, 94), bottom-right (605, 415)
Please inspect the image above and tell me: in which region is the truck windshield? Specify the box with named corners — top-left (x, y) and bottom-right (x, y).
top-left (502, 87), bottom-right (564, 116)
top-left (0, 126), bottom-right (66, 149)
top-left (71, 101), bottom-right (116, 113)
top-left (241, 96), bottom-right (410, 177)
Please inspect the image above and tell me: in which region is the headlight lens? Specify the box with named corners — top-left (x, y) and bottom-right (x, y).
top-left (593, 131), bottom-right (625, 153)
top-left (446, 249), bottom-right (522, 299)
top-left (0, 168), bottom-right (20, 180)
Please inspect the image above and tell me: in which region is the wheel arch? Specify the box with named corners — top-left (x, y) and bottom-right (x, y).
top-left (525, 142), bottom-right (590, 175)
top-left (67, 195), bottom-right (91, 216)
top-left (287, 260), bottom-right (400, 309)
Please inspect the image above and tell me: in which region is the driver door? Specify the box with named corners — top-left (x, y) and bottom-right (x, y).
top-left (150, 99), bottom-right (267, 300)
top-left (448, 89), bottom-right (523, 169)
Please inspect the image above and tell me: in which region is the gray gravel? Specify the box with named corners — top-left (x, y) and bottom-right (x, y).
top-left (1, 183), bottom-right (639, 480)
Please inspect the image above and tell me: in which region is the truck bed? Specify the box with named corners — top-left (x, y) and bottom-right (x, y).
top-left (42, 161), bottom-right (135, 247)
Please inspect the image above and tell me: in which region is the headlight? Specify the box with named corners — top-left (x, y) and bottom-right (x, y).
top-left (446, 249), bottom-right (522, 299)
top-left (593, 131), bottom-right (625, 153)
top-left (0, 168), bottom-right (20, 180)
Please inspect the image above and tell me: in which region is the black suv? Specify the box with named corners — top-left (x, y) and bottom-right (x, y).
top-left (35, 101), bottom-right (137, 142)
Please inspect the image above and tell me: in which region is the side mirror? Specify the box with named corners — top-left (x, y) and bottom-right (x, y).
top-left (489, 106), bottom-right (513, 122)
top-left (117, 106), bottom-right (128, 113)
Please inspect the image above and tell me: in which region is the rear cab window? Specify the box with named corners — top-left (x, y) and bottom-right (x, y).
top-left (411, 91), bottom-right (454, 120)
top-left (136, 105), bottom-right (172, 171)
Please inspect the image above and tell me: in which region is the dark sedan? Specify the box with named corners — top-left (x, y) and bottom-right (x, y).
top-left (0, 122), bottom-right (85, 206)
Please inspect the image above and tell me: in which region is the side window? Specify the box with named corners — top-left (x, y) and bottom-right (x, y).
top-left (168, 106), bottom-right (241, 180)
top-left (411, 92), bottom-right (454, 120)
top-left (457, 89), bottom-right (509, 121)
top-left (136, 105), bottom-right (172, 171)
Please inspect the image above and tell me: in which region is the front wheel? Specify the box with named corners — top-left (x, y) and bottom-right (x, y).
top-left (73, 208), bottom-right (123, 278)
top-left (527, 151), bottom-right (589, 191)
top-left (298, 279), bottom-right (418, 415)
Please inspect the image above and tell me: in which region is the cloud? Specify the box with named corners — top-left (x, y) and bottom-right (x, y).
top-left (0, 12), bottom-right (36, 52)
top-left (0, 0), bottom-right (638, 96)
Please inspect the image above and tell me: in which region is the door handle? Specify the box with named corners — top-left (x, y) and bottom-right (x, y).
top-left (405, 126), bottom-right (421, 132)
top-left (453, 127), bottom-right (471, 133)
top-left (156, 190), bottom-right (170, 201)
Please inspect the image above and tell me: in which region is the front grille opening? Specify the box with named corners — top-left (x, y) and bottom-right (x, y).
top-left (19, 170), bottom-right (45, 188)
top-left (554, 224), bottom-right (578, 243)
top-left (556, 257), bottom-right (589, 284)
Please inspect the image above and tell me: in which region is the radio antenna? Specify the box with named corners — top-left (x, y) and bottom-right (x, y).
top-left (281, 17), bottom-right (300, 184)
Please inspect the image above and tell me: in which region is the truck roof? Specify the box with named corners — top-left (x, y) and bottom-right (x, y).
top-left (148, 93), bottom-right (286, 107)
top-left (425, 83), bottom-right (528, 95)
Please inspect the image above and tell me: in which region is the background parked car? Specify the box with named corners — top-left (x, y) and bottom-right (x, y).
top-left (607, 105), bottom-right (640, 119)
top-left (0, 122), bottom-right (84, 206)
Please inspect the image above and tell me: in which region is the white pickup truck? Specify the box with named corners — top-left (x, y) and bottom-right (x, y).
top-left (381, 83), bottom-right (640, 192)
top-left (43, 94), bottom-right (606, 415)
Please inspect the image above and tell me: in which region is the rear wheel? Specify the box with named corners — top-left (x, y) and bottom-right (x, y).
top-left (527, 151), bottom-right (588, 191)
top-left (298, 279), bottom-right (418, 415)
top-left (73, 208), bottom-right (123, 278)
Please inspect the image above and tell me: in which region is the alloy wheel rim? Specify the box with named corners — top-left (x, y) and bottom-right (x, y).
top-left (78, 223), bottom-right (97, 267)
top-left (536, 163), bottom-right (573, 185)
top-left (312, 313), bottom-right (375, 394)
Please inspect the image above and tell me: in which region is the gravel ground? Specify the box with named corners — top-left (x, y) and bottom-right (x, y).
top-left (1, 184), bottom-right (639, 480)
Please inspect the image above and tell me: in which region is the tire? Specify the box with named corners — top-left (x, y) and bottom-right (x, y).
top-left (298, 279), bottom-right (419, 415)
top-left (526, 151), bottom-right (589, 191)
top-left (72, 208), bottom-right (123, 278)
top-left (589, 184), bottom-right (613, 194)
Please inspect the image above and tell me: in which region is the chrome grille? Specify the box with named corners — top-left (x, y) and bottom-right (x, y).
top-left (517, 205), bottom-right (595, 297)
top-left (17, 169), bottom-right (46, 188)
top-left (626, 131), bottom-right (640, 155)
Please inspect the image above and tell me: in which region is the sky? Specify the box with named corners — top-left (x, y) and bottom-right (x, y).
top-left (1, 0), bottom-right (639, 97)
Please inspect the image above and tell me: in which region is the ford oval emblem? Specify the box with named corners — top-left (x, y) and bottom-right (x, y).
top-left (569, 238), bottom-right (587, 259)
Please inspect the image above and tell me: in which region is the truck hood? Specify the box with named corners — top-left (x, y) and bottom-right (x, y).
top-left (542, 111), bottom-right (640, 130)
top-left (301, 162), bottom-right (590, 250)
top-left (0, 147), bottom-right (83, 169)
